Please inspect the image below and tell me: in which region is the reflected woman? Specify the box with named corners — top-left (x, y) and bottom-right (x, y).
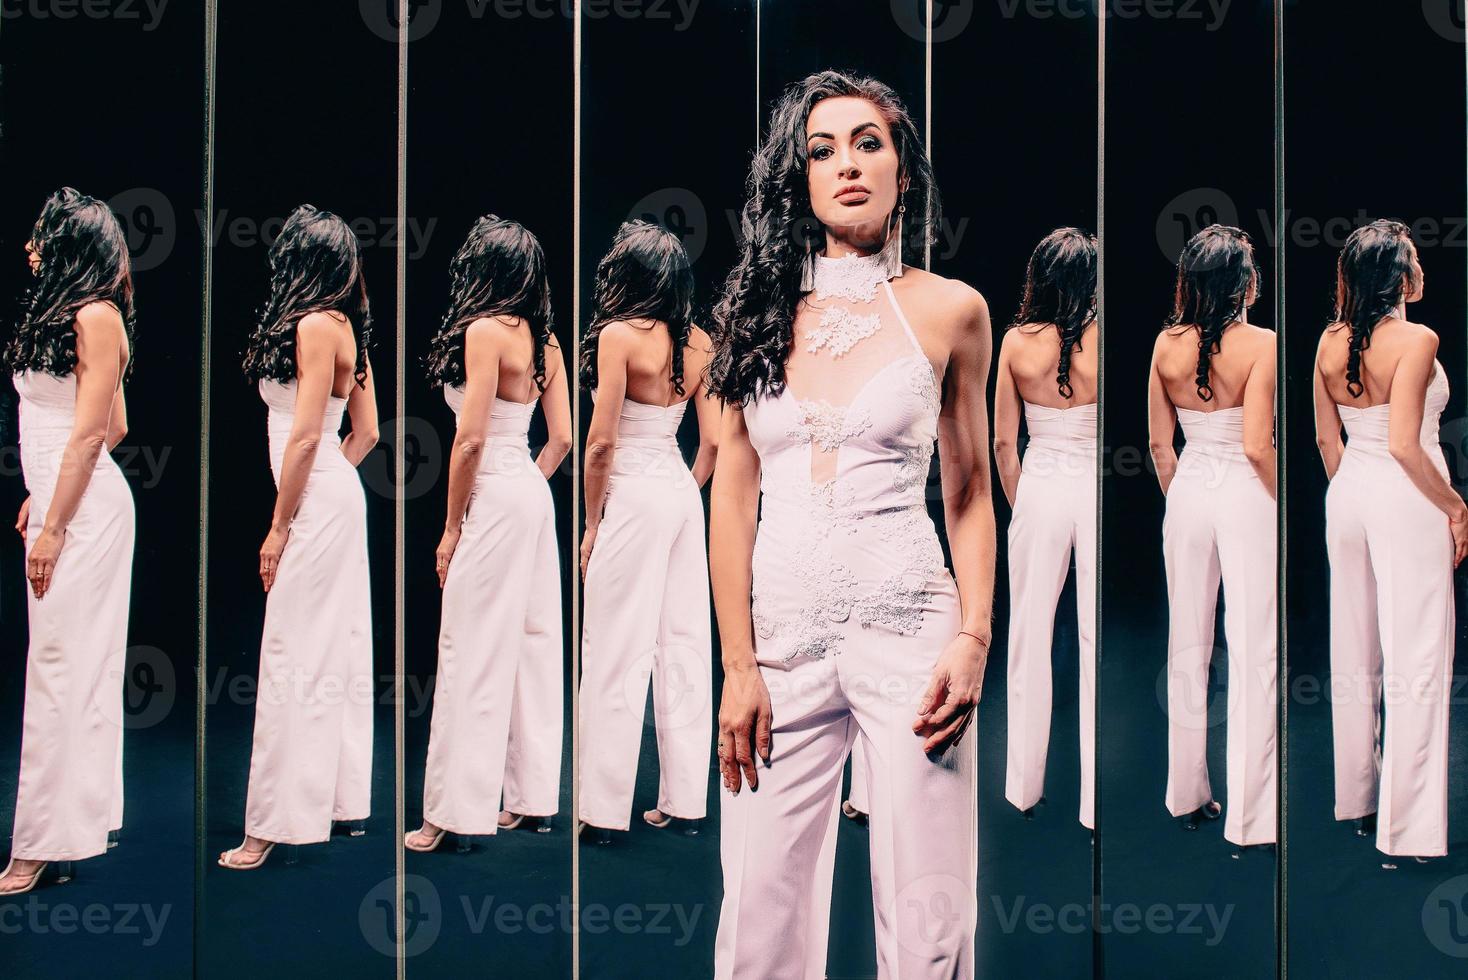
top-left (709, 70), bottom-right (994, 977)
top-left (1149, 224), bottom-right (1277, 853)
top-left (1, 189), bottom-right (136, 894)
top-left (220, 205), bottom-right (378, 869)
top-left (994, 227), bottom-right (1098, 830)
top-left (1316, 219), bottom-right (1463, 865)
top-left (578, 220), bottom-right (718, 837)
top-left (406, 216), bottom-right (571, 851)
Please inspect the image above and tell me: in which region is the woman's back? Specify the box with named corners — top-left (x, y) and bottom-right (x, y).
top-left (1007, 321), bottom-right (1098, 409)
top-left (1317, 316), bottom-right (1435, 408)
top-left (1156, 321), bottom-right (1273, 412)
top-left (604, 318), bottom-right (707, 409)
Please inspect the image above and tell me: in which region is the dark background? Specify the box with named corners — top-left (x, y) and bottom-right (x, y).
top-left (1099, 2), bottom-right (1278, 977)
top-left (200, 1), bottom-right (399, 976)
top-left (931, 4), bottom-right (1097, 977)
top-left (401, 4), bottom-right (575, 977)
top-left (1283, 4), bottom-right (1468, 978)
top-left (0, 6), bottom-right (203, 978)
top-left (575, 2), bottom-right (753, 977)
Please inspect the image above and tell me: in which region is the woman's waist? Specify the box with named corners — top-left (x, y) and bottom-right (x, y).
top-left (21, 441), bottom-right (124, 479)
top-left (1340, 440), bottom-right (1448, 476)
top-left (1021, 439), bottom-right (1097, 475)
top-left (608, 441), bottom-right (690, 478)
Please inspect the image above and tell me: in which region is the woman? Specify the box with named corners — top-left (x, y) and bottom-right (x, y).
top-left (219, 205), bottom-right (378, 870)
top-left (578, 220), bottom-right (718, 837)
top-left (0, 189), bottom-right (136, 895)
top-left (1316, 219), bottom-right (1464, 865)
top-left (994, 227), bottom-right (1098, 830)
top-left (406, 216), bottom-right (571, 851)
top-left (1148, 224), bottom-right (1277, 852)
top-left (708, 70), bottom-right (994, 978)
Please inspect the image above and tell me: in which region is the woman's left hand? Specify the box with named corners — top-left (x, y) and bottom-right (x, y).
top-left (26, 525), bottom-right (64, 599)
top-left (579, 524), bottom-right (598, 580)
top-left (912, 630), bottom-right (989, 754)
top-left (259, 524), bottom-right (290, 592)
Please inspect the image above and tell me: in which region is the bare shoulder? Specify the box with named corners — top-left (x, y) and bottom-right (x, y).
top-left (686, 323), bottom-right (714, 355)
top-left (75, 300), bottom-right (126, 344)
top-left (296, 309), bottom-right (351, 347)
top-left (1403, 319), bottom-right (1441, 356)
top-left (463, 315), bottom-right (518, 354)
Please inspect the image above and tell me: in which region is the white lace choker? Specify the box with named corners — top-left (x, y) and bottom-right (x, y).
top-left (809, 252), bottom-right (889, 303)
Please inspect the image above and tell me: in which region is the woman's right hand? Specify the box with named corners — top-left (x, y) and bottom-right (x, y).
top-left (1450, 508), bottom-right (1468, 567)
top-left (717, 661), bottom-right (773, 795)
top-left (15, 496), bottom-right (30, 546)
top-left (436, 525), bottom-right (462, 588)
top-left (259, 524), bottom-right (290, 592)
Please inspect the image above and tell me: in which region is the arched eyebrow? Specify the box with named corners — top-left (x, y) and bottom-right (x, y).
top-left (806, 121), bottom-right (884, 142)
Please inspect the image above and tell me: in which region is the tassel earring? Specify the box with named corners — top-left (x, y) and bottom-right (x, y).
top-left (799, 233), bottom-right (815, 292)
top-left (879, 203), bottom-right (906, 281)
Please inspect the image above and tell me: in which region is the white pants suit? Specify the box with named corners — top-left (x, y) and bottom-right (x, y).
top-left (1005, 401), bottom-right (1098, 828)
top-left (579, 395), bottom-right (712, 830)
top-left (244, 379), bottom-right (373, 845)
top-left (1326, 362), bottom-right (1454, 856)
top-left (420, 391), bottom-right (563, 834)
top-left (1162, 406), bottom-right (1277, 846)
top-left (10, 369), bottom-right (135, 862)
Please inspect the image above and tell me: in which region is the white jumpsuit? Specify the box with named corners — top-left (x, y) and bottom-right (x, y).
top-left (243, 378), bottom-right (373, 845)
top-left (1004, 401), bottom-right (1097, 829)
top-left (1162, 405), bottom-right (1278, 847)
top-left (578, 393), bottom-right (713, 831)
top-left (419, 389), bottom-right (564, 834)
top-left (9, 369), bottom-right (134, 862)
top-left (1326, 358), bottom-right (1454, 857)
top-left (715, 253), bottom-right (977, 980)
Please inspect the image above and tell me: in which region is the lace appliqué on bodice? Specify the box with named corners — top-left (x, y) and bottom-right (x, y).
top-left (805, 307), bottom-right (880, 357)
top-left (748, 255), bottom-right (950, 663)
top-left (788, 399), bottom-right (874, 452)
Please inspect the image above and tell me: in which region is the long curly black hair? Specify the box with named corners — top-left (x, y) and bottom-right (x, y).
top-left (242, 204), bottom-right (371, 387)
top-left (1333, 219), bottom-right (1416, 398)
top-left (708, 69), bottom-right (939, 405)
top-left (1165, 224), bottom-right (1256, 401)
top-left (579, 219), bottom-right (695, 396)
top-left (425, 215), bottom-right (553, 391)
top-left (5, 187), bottom-right (136, 379)
top-left (1010, 227), bottom-right (1096, 399)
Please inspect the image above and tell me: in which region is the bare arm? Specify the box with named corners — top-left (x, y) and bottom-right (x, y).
top-left (1387, 336), bottom-right (1466, 524)
top-left (1241, 338), bottom-right (1277, 498)
top-left (105, 379), bottom-right (128, 452)
top-left (583, 327), bottom-right (629, 530)
top-left (1313, 334), bottom-right (1344, 479)
top-left (688, 333), bottom-right (721, 488)
top-left (39, 303), bottom-right (126, 538)
top-left (340, 353), bottom-right (380, 467)
top-left (443, 319), bottom-right (502, 532)
top-left (710, 401), bottom-right (769, 791)
top-left (535, 341), bottom-right (573, 480)
top-left (1147, 337), bottom-right (1179, 495)
top-left (269, 315), bottom-right (337, 531)
top-left (991, 332), bottom-right (1022, 508)
top-left (938, 293), bottom-right (997, 647)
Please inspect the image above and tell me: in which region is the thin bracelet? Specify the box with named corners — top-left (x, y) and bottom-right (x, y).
top-left (959, 629), bottom-right (990, 647)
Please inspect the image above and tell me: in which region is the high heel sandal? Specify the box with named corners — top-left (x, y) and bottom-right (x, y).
top-left (404, 827), bottom-right (447, 853)
top-left (1180, 801), bottom-right (1222, 831)
top-left (217, 841), bottom-right (276, 870)
top-left (1355, 813), bottom-right (1377, 837)
top-left (578, 822), bottom-right (613, 845)
top-left (0, 859), bottom-right (72, 896)
top-left (841, 801), bottom-right (868, 822)
top-left (1021, 796), bottom-right (1048, 822)
top-left (643, 809), bottom-right (673, 829)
